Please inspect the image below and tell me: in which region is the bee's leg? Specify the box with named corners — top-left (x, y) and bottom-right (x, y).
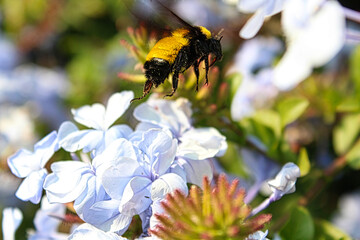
top-left (165, 71), bottom-right (179, 97)
top-left (131, 80), bottom-right (153, 102)
top-left (165, 50), bottom-right (187, 97)
top-left (193, 60), bottom-right (200, 91)
top-left (204, 56), bottom-right (209, 85)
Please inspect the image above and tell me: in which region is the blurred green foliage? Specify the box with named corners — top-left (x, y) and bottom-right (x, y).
top-left (0, 0), bottom-right (359, 239)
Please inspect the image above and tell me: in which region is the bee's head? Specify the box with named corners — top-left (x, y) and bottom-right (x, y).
top-left (208, 30), bottom-right (223, 65)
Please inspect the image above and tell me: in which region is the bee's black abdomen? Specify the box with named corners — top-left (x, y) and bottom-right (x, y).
top-left (144, 58), bottom-right (171, 87)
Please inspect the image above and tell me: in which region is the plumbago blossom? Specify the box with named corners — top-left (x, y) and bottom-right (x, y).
top-left (237, 0), bottom-right (287, 39)
top-left (235, 0), bottom-right (346, 90)
top-left (250, 162), bottom-right (301, 217)
top-left (5, 90), bottom-right (232, 238)
top-left (58, 91), bottom-right (134, 155)
top-left (229, 37), bottom-right (282, 120)
top-left (273, 0), bottom-right (345, 90)
top-left (133, 96), bottom-right (227, 186)
top-left (5, 90), bottom-right (300, 239)
top-left (7, 131), bottom-right (59, 204)
top-left (2, 208), bottom-right (22, 240)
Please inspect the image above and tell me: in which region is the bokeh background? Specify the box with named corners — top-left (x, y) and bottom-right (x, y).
top-left (1, 0), bottom-right (360, 239)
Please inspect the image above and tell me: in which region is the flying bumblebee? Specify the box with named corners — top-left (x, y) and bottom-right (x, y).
top-left (131, 1), bottom-right (223, 102)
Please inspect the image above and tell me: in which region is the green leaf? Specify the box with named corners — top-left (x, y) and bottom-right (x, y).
top-left (314, 220), bottom-right (352, 240)
top-left (280, 206), bottom-right (314, 240)
top-left (350, 45), bottom-right (360, 97)
top-left (297, 148), bottom-right (310, 177)
top-left (333, 114), bottom-right (360, 155)
top-left (336, 98), bottom-right (360, 113)
top-left (345, 139), bottom-right (360, 169)
top-left (227, 73), bottom-right (242, 101)
top-left (252, 109), bottom-right (282, 138)
top-left (277, 97), bottom-right (309, 127)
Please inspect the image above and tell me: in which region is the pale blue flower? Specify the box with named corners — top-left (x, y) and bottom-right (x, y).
top-left (229, 37), bottom-right (282, 120)
top-left (43, 159), bottom-right (126, 233)
top-left (134, 97), bottom-right (227, 186)
top-left (0, 35), bottom-right (18, 71)
top-left (231, 69), bottom-right (278, 120)
top-left (241, 149), bottom-right (279, 203)
top-left (267, 162), bottom-right (301, 199)
top-left (238, 0), bottom-right (287, 39)
top-left (44, 129), bottom-right (187, 235)
top-left (245, 230), bottom-right (269, 240)
top-left (332, 191), bottom-right (360, 238)
top-left (250, 163), bottom-right (300, 217)
top-left (69, 223), bottom-right (127, 240)
top-left (7, 131), bottom-right (59, 204)
top-left (0, 65), bottom-right (69, 128)
top-left (100, 129), bottom-right (188, 232)
top-left (28, 196), bottom-right (68, 240)
top-left (2, 208), bottom-right (22, 240)
top-left (274, 0), bottom-right (345, 90)
top-left (58, 91), bottom-right (134, 155)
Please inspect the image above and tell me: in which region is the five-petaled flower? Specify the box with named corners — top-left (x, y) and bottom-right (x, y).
top-left (7, 131), bottom-right (59, 204)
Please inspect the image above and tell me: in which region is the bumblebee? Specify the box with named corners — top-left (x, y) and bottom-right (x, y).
top-left (131, 20), bottom-right (223, 102)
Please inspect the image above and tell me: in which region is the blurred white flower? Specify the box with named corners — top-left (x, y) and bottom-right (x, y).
top-left (28, 196), bottom-right (69, 240)
top-left (0, 65), bottom-right (69, 127)
top-left (0, 35), bottom-right (19, 71)
top-left (229, 37), bottom-right (282, 120)
top-left (332, 191), bottom-right (360, 239)
top-left (2, 208), bottom-right (22, 240)
top-left (245, 230), bottom-right (269, 240)
top-left (0, 105), bottom-right (37, 159)
top-left (273, 0), bottom-right (346, 90)
top-left (238, 0), bottom-right (287, 39)
top-left (231, 69), bottom-right (278, 120)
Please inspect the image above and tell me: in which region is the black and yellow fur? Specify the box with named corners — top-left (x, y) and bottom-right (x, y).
top-left (131, 24), bottom-right (223, 102)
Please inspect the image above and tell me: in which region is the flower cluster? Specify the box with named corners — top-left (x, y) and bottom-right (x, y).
top-left (6, 91), bottom-right (228, 238)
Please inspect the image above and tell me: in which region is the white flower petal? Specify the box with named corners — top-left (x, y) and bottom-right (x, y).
top-left (34, 196), bottom-right (66, 234)
top-left (275, 0), bottom-right (345, 90)
top-left (44, 161), bottom-right (93, 203)
top-left (133, 103), bottom-right (163, 127)
top-left (178, 128), bottom-right (226, 160)
top-left (151, 173), bottom-right (188, 201)
top-left (176, 158), bottom-right (213, 187)
top-left (104, 91), bottom-right (134, 129)
top-left (7, 131), bottom-right (58, 177)
top-left (101, 164), bottom-right (139, 200)
top-left (7, 149), bottom-right (39, 178)
top-left (2, 208), bottom-right (23, 240)
top-left (58, 121), bottom-right (103, 153)
top-left (72, 103), bottom-right (106, 130)
top-left (134, 98), bottom-right (192, 137)
top-left (33, 131), bottom-right (59, 167)
top-left (15, 169), bottom-right (47, 204)
top-left (105, 125), bottom-right (133, 142)
top-left (93, 138), bottom-right (139, 178)
top-left (135, 129), bottom-right (177, 175)
top-left (267, 162), bottom-right (300, 198)
top-left (245, 230), bottom-right (269, 240)
top-left (69, 223), bottom-right (128, 240)
top-left (119, 176), bottom-right (152, 216)
top-left (240, 9), bottom-right (266, 39)
top-left (273, 45), bottom-right (312, 90)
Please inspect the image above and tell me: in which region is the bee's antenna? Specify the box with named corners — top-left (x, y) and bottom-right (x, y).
top-left (215, 29), bottom-right (224, 40)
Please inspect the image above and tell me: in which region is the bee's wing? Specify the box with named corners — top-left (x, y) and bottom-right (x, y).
top-left (127, 0), bottom-right (197, 34)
